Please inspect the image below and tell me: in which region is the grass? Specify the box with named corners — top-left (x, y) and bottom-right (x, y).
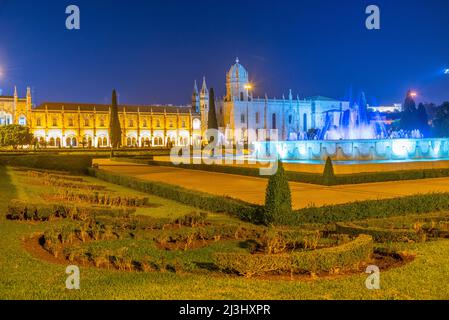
top-left (2, 165), bottom-right (449, 299)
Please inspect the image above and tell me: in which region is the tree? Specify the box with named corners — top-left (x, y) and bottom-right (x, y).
top-left (208, 87), bottom-right (218, 131)
top-left (207, 87), bottom-right (219, 155)
top-left (109, 89), bottom-right (122, 148)
top-left (400, 90), bottom-right (418, 131)
top-left (262, 159), bottom-right (292, 225)
top-left (322, 156), bottom-right (336, 185)
top-left (433, 102), bottom-right (449, 137)
top-left (417, 103), bottom-right (430, 136)
top-left (0, 125), bottom-right (33, 149)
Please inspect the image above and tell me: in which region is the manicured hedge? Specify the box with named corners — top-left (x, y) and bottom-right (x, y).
top-left (113, 157), bottom-right (449, 186)
top-left (293, 192), bottom-right (449, 224)
top-left (0, 154), bottom-right (93, 173)
top-left (89, 167), bottom-right (449, 226)
top-left (87, 168), bottom-right (263, 223)
top-left (6, 199), bottom-right (134, 221)
top-left (335, 222), bottom-right (422, 242)
top-left (214, 234), bottom-right (373, 277)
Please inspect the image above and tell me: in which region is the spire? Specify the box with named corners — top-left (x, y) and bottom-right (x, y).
top-left (289, 89), bottom-right (293, 101)
top-left (14, 86), bottom-right (18, 97)
top-left (235, 57), bottom-right (239, 64)
top-left (201, 76), bottom-right (208, 94)
top-left (193, 80), bottom-right (198, 95)
top-left (26, 87), bottom-right (32, 107)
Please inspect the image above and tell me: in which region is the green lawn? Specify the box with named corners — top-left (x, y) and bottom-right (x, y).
top-left (1, 166), bottom-right (449, 299)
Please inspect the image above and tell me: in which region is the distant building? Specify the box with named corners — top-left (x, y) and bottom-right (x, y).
top-left (204, 58), bottom-right (350, 143)
top-left (0, 88), bottom-right (203, 148)
top-left (368, 104), bottom-right (402, 113)
top-left (0, 87), bottom-right (32, 126)
top-left (1, 58), bottom-right (351, 147)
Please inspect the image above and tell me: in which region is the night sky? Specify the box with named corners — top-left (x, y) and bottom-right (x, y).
top-left (0, 0), bottom-right (448, 106)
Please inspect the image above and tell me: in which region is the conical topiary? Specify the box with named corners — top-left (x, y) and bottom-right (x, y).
top-left (322, 156), bottom-right (336, 185)
top-left (263, 159), bottom-right (292, 225)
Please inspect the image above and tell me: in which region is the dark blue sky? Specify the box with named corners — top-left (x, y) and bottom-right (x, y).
top-left (0, 0), bottom-right (448, 106)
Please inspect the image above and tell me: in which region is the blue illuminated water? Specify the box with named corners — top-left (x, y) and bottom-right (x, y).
top-left (253, 138), bottom-right (449, 163)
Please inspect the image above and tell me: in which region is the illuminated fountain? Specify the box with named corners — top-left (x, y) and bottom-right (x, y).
top-left (253, 93), bottom-right (446, 163)
top-left (253, 138), bottom-right (449, 163)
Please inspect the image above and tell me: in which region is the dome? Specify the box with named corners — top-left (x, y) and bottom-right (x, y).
top-left (227, 57), bottom-right (248, 82)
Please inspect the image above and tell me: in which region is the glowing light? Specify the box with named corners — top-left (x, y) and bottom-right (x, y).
top-left (410, 92), bottom-right (417, 98)
top-left (444, 68), bottom-right (449, 75)
top-left (244, 84), bottom-right (252, 90)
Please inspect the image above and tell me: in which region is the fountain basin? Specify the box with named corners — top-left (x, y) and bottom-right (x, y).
top-left (253, 138), bottom-right (449, 163)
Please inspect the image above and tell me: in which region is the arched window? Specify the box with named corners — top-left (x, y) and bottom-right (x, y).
top-left (156, 119), bottom-right (161, 127)
top-left (181, 120), bottom-right (186, 128)
top-left (36, 117), bottom-right (42, 126)
top-left (56, 137), bottom-right (61, 148)
top-left (129, 119), bottom-right (134, 127)
top-left (52, 117), bottom-right (58, 127)
top-left (143, 119), bottom-right (147, 127)
top-left (154, 136), bottom-right (163, 146)
top-left (84, 118), bottom-right (90, 126)
top-left (241, 114), bottom-right (245, 124)
top-left (18, 115), bottom-right (27, 126)
top-left (49, 137), bottom-right (55, 147)
top-left (272, 114), bottom-right (276, 130)
top-left (66, 137), bottom-right (71, 147)
top-left (193, 119), bottom-right (201, 130)
top-left (289, 114), bottom-right (293, 124)
top-left (72, 137), bottom-right (77, 147)
top-left (100, 117), bottom-right (105, 127)
top-left (68, 117), bottom-right (74, 127)
top-left (127, 137), bottom-right (132, 147)
top-left (169, 120), bottom-right (173, 128)
top-left (303, 113), bottom-right (308, 131)
top-left (103, 137), bottom-right (107, 147)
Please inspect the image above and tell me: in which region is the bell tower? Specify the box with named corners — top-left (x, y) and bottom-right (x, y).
top-left (199, 76), bottom-right (209, 134)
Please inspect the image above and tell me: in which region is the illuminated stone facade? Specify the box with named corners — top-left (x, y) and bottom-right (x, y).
top-left (0, 88), bottom-right (202, 148)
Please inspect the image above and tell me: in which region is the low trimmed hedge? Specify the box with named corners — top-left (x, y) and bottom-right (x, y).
top-left (89, 167), bottom-right (449, 226)
top-left (6, 199), bottom-right (134, 221)
top-left (293, 192), bottom-right (449, 225)
top-left (112, 157), bottom-right (449, 186)
top-left (214, 234), bottom-right (373, 277)
top-left (0, 154), bottom-right (93, 173)
top-left (87, 168), bottom-right (263, 223)
top-left (335, 222), bottom-right (423, 242)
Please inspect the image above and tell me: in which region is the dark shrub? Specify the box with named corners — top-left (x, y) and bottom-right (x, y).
top-left (262, 160), bottom-right (292, 225)
top-left (322, 156), bottom-right (336, 186)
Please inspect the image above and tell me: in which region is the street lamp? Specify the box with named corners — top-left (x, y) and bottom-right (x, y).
top-left (244, 83), bottom-right (253, 100)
